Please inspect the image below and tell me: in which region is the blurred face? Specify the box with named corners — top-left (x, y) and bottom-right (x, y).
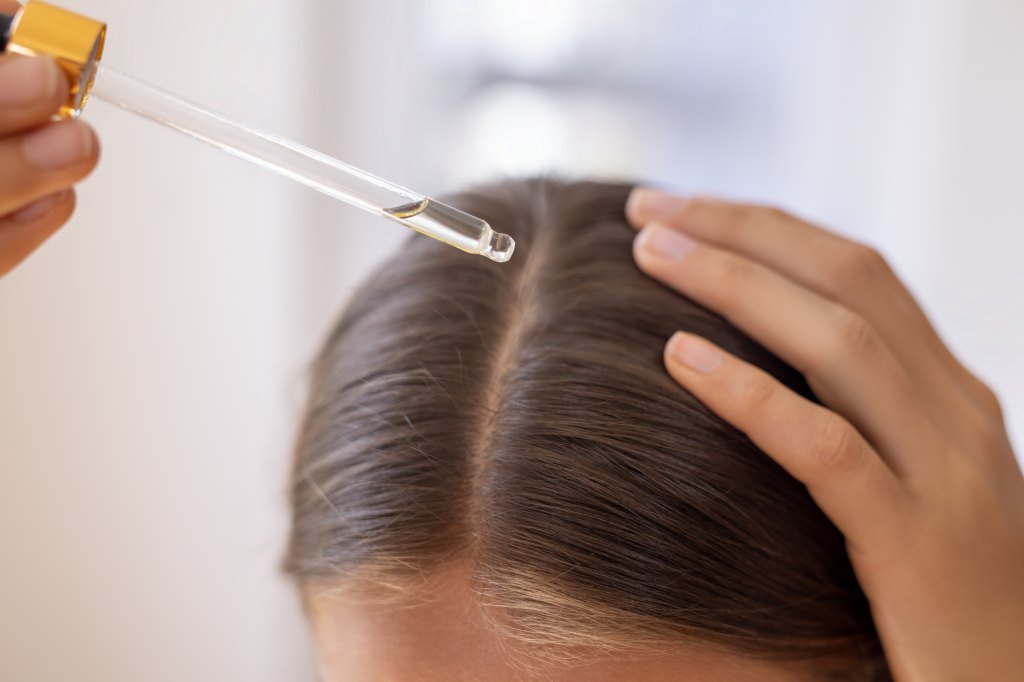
top-left (307, 566), bottom-right (815, 682)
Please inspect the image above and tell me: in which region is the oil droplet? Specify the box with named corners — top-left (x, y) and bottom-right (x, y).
top-left (384, 199), bottom-right (431, 220)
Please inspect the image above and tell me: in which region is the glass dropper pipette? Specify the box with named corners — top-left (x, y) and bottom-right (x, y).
top-left (0, 1), bottom-right (515, 263)
top-left (88, 65), bottom-right (515, 262)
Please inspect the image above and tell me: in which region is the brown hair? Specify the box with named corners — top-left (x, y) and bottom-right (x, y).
top-left (286, 179), bottom-right (890, 680)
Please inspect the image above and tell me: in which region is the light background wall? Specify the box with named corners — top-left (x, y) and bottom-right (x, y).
top-left (1, 1), bottom-right (1021, 680)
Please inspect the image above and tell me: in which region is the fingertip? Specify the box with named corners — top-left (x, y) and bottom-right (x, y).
top-left (626, 187), bottom-right (690, 226)
top-left (81, 121), bottom-right (101, 168)
top-left (41, 188), bottom-right (77, 235)
top-left (60, 186), bottom-right (78, 219)
top-left (631, 226), bottom-right (648, 266)
top-left (40, 188), bottom-right (77, 234)
top-left (625, 187), bottom-right (648, 227)
top-left (633, 222), bottom-right (697, 267)
top-left (631, 225), bottom-right (662, 278)
top-left (664, 331), bottom-right (688, 366)
top-left (21, 119), bottom-right (99, 173)
top-left (665, 332), bottom-right (724, 375)
top-left (10, 187), bottom-right (74, 224)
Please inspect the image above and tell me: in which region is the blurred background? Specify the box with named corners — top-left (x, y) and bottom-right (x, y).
top-left (1, 0), bottom-right (1022, 679)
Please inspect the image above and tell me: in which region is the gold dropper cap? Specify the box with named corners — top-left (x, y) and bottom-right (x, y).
top-left (7, 0), bottom-right (106, 118)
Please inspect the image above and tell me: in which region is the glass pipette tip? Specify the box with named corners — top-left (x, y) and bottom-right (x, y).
top-left (88, 65), bottom-right (515, 263)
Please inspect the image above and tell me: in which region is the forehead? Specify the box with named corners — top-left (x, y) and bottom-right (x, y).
top-left (306, 569), bottom-right (814, 682)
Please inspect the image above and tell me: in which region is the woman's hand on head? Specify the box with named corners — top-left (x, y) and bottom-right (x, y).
top-left (627, 189), bottom-right (1024, 682)
top-left (0, 13), bottom-right (100, 278)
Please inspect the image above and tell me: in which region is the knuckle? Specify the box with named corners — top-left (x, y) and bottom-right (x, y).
top-left (687, 198), bottom-right (748, 239)
top-left (812, 416), bottom-right (861, 471)
top-left (760, 204), bottom-right (793, 222)
top-left (702, 252), bottom-right (757, 313)
top-left (730, 204), bottom-right (762, 233)
top-left (961, 404), bottom-right (1003, 452)
top-left (835, 244), bottom-right (889, 286)
top-left (737, 375), bottom-right (777, 414)
top-left (686, 200), bottom-right (796, 242)
top-left (686, 196), bottom-right (723, 216)
top-left (971, 379), bottom-right (1004, 420)
top-left (831, 307), bottom-right (879, 360)
top-left (57, 193), bottom-right (76, 221)
top-left (709, 251), bottom-right (757, 287)
top-left (730, 204), bottom-right (781, 237)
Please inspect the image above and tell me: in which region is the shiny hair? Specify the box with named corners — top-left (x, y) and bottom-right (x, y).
top-left (285, 179), bottom-right (890, 680)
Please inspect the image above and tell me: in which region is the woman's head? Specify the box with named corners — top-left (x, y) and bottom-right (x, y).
top-left (286, 179), bottom-right (889, 681)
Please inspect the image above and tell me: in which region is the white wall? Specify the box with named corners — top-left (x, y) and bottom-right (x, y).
top-left (1, 2), bottom-right (1022, 681)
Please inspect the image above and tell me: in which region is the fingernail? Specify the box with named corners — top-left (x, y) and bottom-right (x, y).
top-left (11, 190), bottom-right (69, 223)
top-left (627, 188), bottom-right (689, 220)
top-left (637, 223), bottom-right (696, 260)
top-left (0, 56), bottom-right (60, 107)
top-left (667, 332), bottom-right (723, 374)
top-left (22, 122), bottom-right (94, 170)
